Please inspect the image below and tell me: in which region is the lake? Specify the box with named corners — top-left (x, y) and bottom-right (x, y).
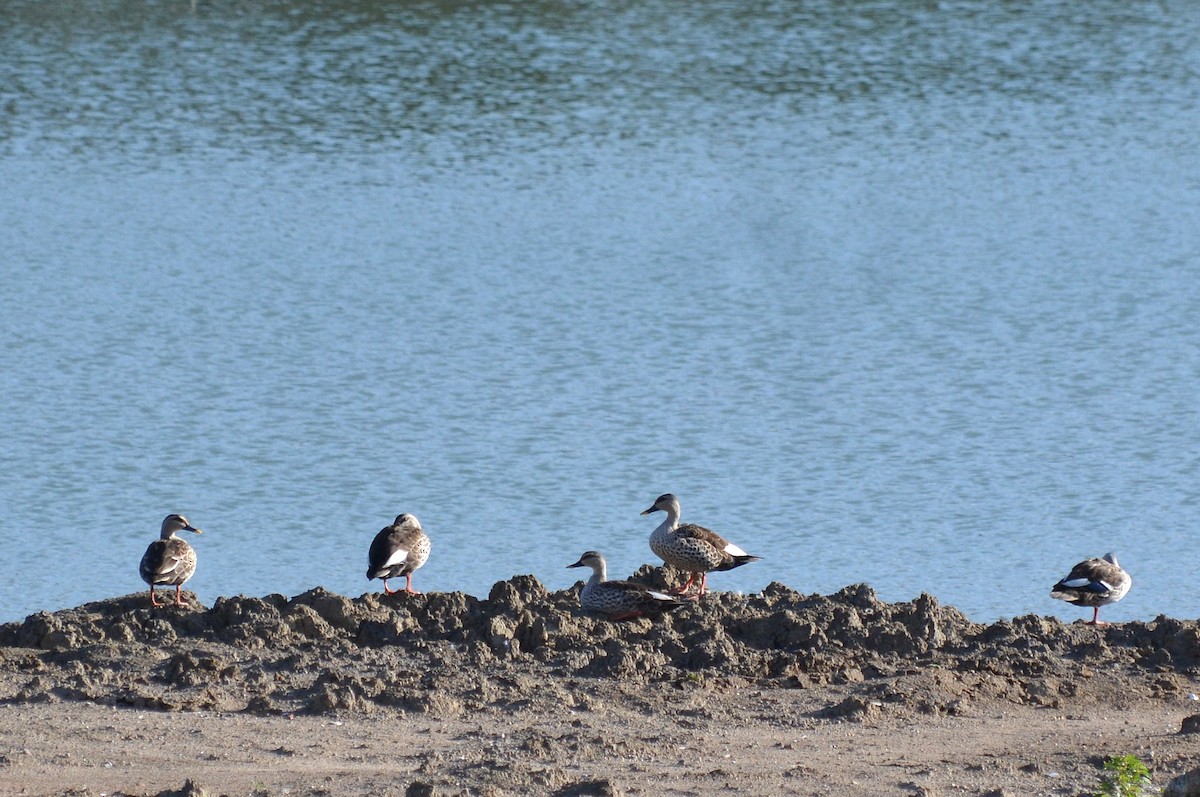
top-left (2, 0), bottom-right (1198, 624)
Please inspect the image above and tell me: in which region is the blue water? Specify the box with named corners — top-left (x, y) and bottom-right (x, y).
top-left (2, 0), bottom-right (1199, 624)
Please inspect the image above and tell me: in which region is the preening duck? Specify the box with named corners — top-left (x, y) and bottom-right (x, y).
top-left (640, 493), bottom-right (760, 597)
top-left (367, 513), bottom-right (431, 595)
top-left (567, 550), bottom-right (688, 620)
top-left (139, 514), bottom-right (203, 608)
top-left (1050, 552), bottom-right (1131, 625)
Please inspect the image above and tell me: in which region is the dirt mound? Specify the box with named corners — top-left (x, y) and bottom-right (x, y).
top-left (1, 572), bottom-right (1197, 717)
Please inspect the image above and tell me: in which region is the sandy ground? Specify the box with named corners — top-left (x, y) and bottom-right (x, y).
top-left (2, 692), bottom-right (1198, 796)
top-left (2, 576), bottom-right (1200, 796)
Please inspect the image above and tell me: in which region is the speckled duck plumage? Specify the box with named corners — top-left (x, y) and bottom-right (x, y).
top-left (641, 493), bottom-right (760, 596)
top-left (139, 514), bottom-right (203, 608)
top-left (567, 550), bottom-right (688, 620)
top-left (1050, 552), bottom-right (1131, 625)
top-left (367, 513), bottom-right (431, 595)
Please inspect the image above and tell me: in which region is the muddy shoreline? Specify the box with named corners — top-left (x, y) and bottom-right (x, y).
top-left (2, 572), bottom-right (1199, 795)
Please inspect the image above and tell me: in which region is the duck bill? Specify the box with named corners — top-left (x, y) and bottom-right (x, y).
top-left (567, 559), bottom-right (585, 569)
top-left (187, 526), bottom-right (203, 534)
top-left (640, 506), bottom-right (660, 516)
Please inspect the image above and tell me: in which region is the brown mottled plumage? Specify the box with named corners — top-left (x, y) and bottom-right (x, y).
top-left (567, 550), bottom-right (688, 620)
top-left (641, 493), bottom-right (760, 596)
top-left (1050, 552), bottom-right (1131, 625)
top-left (139, 514), bottom-right (203, 608)
top-left (367, 513), bottom-right (431, 594)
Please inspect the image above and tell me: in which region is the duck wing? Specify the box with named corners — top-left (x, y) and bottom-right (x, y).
top-left (1051, 557), bottom-right (1127, 600)
top-left (140, 539), bottom-right (191, 581)
top-left (605, 580), bottom-right (688, 612)
top-left (608, 579), bottom-right (678, 602)
top-left (369, 523), bottom-right (431, 576)
top-left (675, 523), bottom-right (760, 567)
top-left (368, 525), bottom-right (405, 574)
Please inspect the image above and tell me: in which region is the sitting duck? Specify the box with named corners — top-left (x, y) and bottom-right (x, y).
top-left (567, 550), bottom-right (688, 621)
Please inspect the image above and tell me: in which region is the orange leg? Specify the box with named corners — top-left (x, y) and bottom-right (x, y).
top-left (697, 572), bottom-right (709, 597)
top-left (1087, 606), bottom-right (1106, 625)
top-left (403, 574), bottom-right (420, 594)
top-left (383, 578), bottom-right (398, 595)
top-left (174, 584), bottom-right (188, 607)
top-left (149, 587), bottom-right (163, 608)
top-left (670, 573), bottom-right (697, 595)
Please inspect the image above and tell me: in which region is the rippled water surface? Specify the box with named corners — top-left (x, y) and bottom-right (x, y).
top-left (2, 0), bottom-right (1199, 623)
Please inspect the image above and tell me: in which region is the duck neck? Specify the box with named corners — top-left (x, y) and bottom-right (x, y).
top-left (654, 504), bottom-right (681, 535)
top-left (589, 561), bottom-right (608, 585)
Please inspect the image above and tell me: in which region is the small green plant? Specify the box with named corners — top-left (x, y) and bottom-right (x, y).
top-left (1096, 754), bottom-right (1151, 797)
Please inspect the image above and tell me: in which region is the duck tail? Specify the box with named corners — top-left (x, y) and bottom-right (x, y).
top-left (1049, 584), bottom-right (1082, 603)
top-left (717, 554), bottom-right (762, 572)
top-left (641, 590), bottom-right (691, 613)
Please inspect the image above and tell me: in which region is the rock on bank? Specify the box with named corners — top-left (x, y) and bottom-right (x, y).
top-left (1, 572), bottom-right (1197, 716)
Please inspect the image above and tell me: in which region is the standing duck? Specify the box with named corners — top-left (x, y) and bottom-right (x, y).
top-left (367, 513), bottom-right (431, 594)
top-left (567, 550), bottom-right (688, 620)
top-left (640, 493), bottom-right (760, 597)
top-left (139, 514), bottom-right (203, 608)
top-left (1050, 552), bottom-right (1131, 625)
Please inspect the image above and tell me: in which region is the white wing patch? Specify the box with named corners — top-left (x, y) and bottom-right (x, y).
top-left (382, 548), bottom-right (410, 569)
top-left (647, 590), bottom-right (673, 601)
top-left (724, 543), bottom-right (749, 557)
top-left (1060, 578), bottom-right (1091, 588)
top-left (156, 558), bottom-right (181, 575)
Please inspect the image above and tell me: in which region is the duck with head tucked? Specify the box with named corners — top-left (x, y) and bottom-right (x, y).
top-left (139, 514), bottom-right (203, 608)
top-left (367, 513), bottom-right (431, 594)
top-left (641, 493), bottom-right (761, 597)
top-left (1050, 552), bottom-right (1131, 625)
top-left (567, 550), bottom-right (688, 620)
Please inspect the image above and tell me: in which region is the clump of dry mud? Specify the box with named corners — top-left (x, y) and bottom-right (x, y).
top-left (1, 570), bottom-right (1197, 718)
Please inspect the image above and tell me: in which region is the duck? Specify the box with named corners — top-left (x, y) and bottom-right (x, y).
top-left (367, 513), bottom-right (431, 594)
top-left (567, 550), bottom-right (688, 620)
top-left (640, 493), bottom-right (761, 596)
top-left (1050, 552), bottom-right (1131, 625)
top-left (139, 514), bottom-right (203, 608)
